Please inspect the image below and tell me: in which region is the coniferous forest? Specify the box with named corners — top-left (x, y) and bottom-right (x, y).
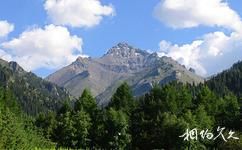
top-left (1, 61), bottom-right (242, 149)
top-left (1, 0), bottom-right (242, 149)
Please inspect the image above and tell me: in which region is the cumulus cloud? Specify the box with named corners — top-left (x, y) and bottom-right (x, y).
top-left (44, 0), bottom-right (115, 28)
top-left (1, 24), bottom-right (83, 71)
top-left (0, 20), bottom-right (14, 37)
top-left (158, 31), bottom-right (242, 76)
top-left (154, 0), bottom-right (242, 31)
top-left (158, 40), bottom-right (206, 75)
top-left (155, 0), bottom-right (242, 76)
top-left (0, 49), bottom-right (12, 61)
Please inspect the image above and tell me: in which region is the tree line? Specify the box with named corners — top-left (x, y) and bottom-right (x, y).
top-left (34, 82), bottom-right (242, 149)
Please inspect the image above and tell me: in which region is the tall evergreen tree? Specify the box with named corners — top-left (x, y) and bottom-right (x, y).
top-left (108, 82), bottom-right (135, 115)
top-left (103, 108), bottom-right (131, 149)
top-left (73, 110), bottom-right (91, 148)
top-left (74, 89), bottom-right (97, 114)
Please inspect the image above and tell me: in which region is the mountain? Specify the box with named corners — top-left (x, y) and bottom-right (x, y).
top-left (0, 58), bottom-right (71, 115)
top-left (46, 43), bottom-right (204, 105)
top-left (206, 60), bottom-right (242, 98)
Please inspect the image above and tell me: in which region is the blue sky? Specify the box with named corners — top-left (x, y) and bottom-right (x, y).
top-left (0, 0), bottom-right (242, 77)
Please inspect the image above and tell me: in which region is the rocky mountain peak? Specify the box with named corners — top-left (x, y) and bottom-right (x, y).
top-left (0, 59), bottom-right (25, 73)
top-left (116, 42), bottom-right (132, 49)
top-left (105, 42), bottom-right (149, 58)
top-left (75, 56), bottom-right (90, 62)
top-left (9, 61), bottom-right (25, 73)
top-left (47, 43), bottom-right (204, 105)
top-left (189, 68), bottom-right (196, 73)
top-left (73, 56), bottom-right (90, 66)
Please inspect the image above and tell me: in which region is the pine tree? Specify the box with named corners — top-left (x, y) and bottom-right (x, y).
top-left (73, 110), bottom-right (91, 148)
top-left (108, 82), bottom-right (135, 115)
top-left (103, 108), bottom-right (131, 149)
top-left (74, 89), bottom-right (97, 114)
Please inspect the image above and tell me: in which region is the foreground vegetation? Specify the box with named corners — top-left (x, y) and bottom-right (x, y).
top-left (1, 61), bottom-right (242, 149)
top-left (0, 87), bottom-right (54, 149)
top-left (34, 82), bottom-right (241, 149)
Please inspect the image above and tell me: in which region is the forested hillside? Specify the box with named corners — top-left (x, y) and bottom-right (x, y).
top-left (0, 59), bottom-right (71, 115)
top-left (0, 86), bottom-right (54, 149)
top-left (206, 61), bottom-right (242, 98)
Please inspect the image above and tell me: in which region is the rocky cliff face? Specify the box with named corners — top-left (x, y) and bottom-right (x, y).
top-left (46, 43), bottom-right (204, 105)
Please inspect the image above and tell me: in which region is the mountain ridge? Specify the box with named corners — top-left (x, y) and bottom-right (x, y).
top-left (46, 43), bottom-right (204, 104)
top-left (0, 58), bottom-right (71, 115)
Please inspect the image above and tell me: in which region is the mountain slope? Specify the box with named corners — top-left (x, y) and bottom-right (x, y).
top-left (206, 60), bottom-right (242, 98)
top-left (0, 58), bottom-right (71, 115)
top-left (47, 43), bottom-right (204, 104)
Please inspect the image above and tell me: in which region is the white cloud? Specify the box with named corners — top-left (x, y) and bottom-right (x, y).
top-left (158, 31), bottom-right (242, 76)
top-left (154, 0), bottom-right (242, 31)
top-left (0, 49), bottom-right (12, 61)
top-left (1, 24), bottom-right (83, 71)
top-left (0, 20), bottom-right (14, 37)
top-left (159, 40), bottom-right (172, 52)
top-left (158, 40), bottom-right (206, 75)
top-left (155, 0), bottom-right (242, 76)
top-left (44, 0), bottom-right (115, 28)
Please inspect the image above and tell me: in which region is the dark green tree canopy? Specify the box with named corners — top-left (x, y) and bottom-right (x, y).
top-left (108, 82), bottom-right (135, 114)
top-left (74, 89), bottom-right (97, 114)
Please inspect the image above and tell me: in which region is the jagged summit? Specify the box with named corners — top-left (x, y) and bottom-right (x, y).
top-left (75, 55), bottom-right (90, 61)
top-left (75, 56), bottom-right (90, 63)
top-left (105, 42), bottom-right (149, 58)
top-left (0, 58), bottom-right (25, 73)
top-left (114, 42), bottom-right (132, 49)
top-left (8, 61), bottom-right (25, 73)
